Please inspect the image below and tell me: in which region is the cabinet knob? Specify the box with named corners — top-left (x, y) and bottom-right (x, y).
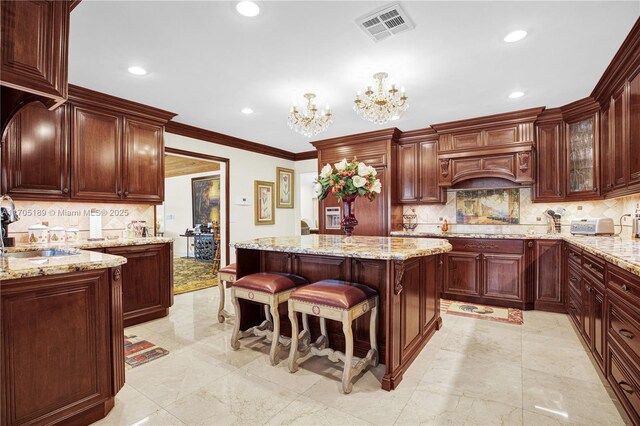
top-left (527, 241), bottom-right (533, 248)
top-left (593, 187), bottom-right (598, 192)
top-left (619, 329), bottom-right (635, 340)
top-left (62, 187), bottom-right (69, 194)
top-left (622, 284), bottom-right (629, 292)
top-left (618, 381), bottom-right (635, 395)
top-left (117, 190), bottom-right (122, 196)
top-left (124, 191), bottom-right (129, 197)
top-left (570, 277), bottom-right (578, 283)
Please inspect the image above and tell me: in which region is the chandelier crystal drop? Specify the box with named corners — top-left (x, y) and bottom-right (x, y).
top-left (353, 72), bottom-right (408, 125)
top-left (288, 93), bottom-right (333, 137)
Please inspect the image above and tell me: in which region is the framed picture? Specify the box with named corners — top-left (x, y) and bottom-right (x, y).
top-left (276, 167), bottom-right (295, 208)
top-left (455, 188), bottom-right (520, 225)
top-left (254, 180), bottom-right (275, 225)
top-left (191, 175), bottom-right (221, 227)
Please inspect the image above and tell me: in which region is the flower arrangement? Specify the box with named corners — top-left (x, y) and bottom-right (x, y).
top-left (314, 158), bottom-right (382, 201)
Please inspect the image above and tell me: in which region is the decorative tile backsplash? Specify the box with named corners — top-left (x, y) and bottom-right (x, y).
top-left (405, 188), bottom-right (640, 238)
top-left (7, 201), bottom-right (155, 244)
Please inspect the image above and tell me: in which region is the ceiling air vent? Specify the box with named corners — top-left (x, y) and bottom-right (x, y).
top-left (356, 3), bottom-right (415, 42)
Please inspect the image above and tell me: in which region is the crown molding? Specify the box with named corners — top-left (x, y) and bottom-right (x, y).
top-left (311, 127), bottom-right (401, 150)
top-left (293, 150), bottom-right (318, 161)
top-left (560, 97), bottom-right (600, 122)
top-left (431, 107), bottom-right (545, 133)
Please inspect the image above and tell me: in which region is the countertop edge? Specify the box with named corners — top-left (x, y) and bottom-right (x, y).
top-left (1, 254), bottom-right (127, 281)
top-left (7, 237), bottom-right (174, 252)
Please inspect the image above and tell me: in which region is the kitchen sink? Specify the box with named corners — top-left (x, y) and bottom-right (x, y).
top-left (5, 249), bottom-right (81, 258)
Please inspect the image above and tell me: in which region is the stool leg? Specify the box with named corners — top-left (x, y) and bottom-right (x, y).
top-left (318, 317), bottom-right (329, 349)
top-left (230, 289), bottom-right (241, 350)
top-left (341, 315), bottom-right (354, 394)
top-left (288, 302), bottom-right (300, 373)
top-left (268, 299), bottom-right (281, 366)
top-left (217, 280), bottom-right (226, 323)
top-left (370, 300), bottom-right (379, 367)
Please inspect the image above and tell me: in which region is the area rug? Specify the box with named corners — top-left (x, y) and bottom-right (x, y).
top-left (124, 335), bottom-right (169, 368)
top-left (173, 257), bottom-right (218, 295)
top-left (440, 299), bottom-right (523, 325)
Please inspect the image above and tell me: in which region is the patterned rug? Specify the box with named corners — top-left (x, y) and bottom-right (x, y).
top-left (124, 335), bottom-right (169, 368)
top-left (441, 299), bottom-right (523, 325)
top-left (173, 257), bottom-right (218, 295)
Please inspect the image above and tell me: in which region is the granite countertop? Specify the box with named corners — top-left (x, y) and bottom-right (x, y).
top-left (231, 235), bottom-right (452, 261)
top-left (1, 250), bottom-right (127, 280)
top-left (7, 237), bottom-right (174, 252)
top-left (390, 231), bottom-right (565, 240)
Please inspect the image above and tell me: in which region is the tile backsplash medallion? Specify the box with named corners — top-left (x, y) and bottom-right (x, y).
top-left (405, 188), bottom-right (640, 238)
top-left (8, 201), bottom-right (155, 244)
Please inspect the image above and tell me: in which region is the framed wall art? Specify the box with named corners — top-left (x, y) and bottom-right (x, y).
top-left (455, 188), bottom-right (520, 225)
top-left (276, 167), bottom-right (295, 208)
top-left (254, 180), bottom-right (275, 225)
top-left (191, 175), bottom-right (221, 227)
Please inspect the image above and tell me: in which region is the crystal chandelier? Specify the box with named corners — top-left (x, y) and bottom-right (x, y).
top-left (288, 93), bottom-right (333, 137)
top-left (354, 72), bottom-right (408, 125)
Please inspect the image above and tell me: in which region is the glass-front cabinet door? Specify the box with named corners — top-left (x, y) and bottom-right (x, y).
top-left (566, 114), bottom-right (600, 199)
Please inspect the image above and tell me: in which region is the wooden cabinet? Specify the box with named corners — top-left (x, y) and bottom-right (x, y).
top-left (533, 118), bottom-right (564, 201)
top-left (1, 267), bottom-right (124, 426)
top-left (122, 117), bottom-right (164, 203)
top-left (105, 243), bottom-right (173, 327)
top-left (396, 137), bottom-right (446, 204)
top-left (628, 67), bottom-right (640, 186)
top-left (442, 239), bottom-right (526, 308)
top-left (565, 113), bottom-right (600, 199)
top-left (533, 240), bottom-right (564, 312)
top-left (0, 1), bottom-right (69, 108)
top-left (1, 101), bottom-right (69, 199)
top-left (71, 104), bottom-right (123, 201)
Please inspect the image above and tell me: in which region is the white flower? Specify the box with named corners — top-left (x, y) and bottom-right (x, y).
top-left (313, 182), bottom-right (323, 194)
top-left (334, 159), bottom-right (348, 171)
top-left (368, 165), bottom-right (377, 176)
top-left (319, 163), bottom-right (332, 179)
top-left (352, 175), bottom-right (367, 188)
top-left (357, 162), bottom-right (369, 177)
top-left (371, 179), bottom-right (382, 193)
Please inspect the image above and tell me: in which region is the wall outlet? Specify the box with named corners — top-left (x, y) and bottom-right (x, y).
top-left (236, 196), bottom-right (250, 206)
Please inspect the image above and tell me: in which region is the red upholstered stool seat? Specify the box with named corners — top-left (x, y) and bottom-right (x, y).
top-left (219, 263), bottom-right (237, 275)
top-left (234, 272), bottom-right (308, 294)
top-left (289, 279), bottom-right (377, 309)
top-left (230, 272), bottom-right (308, 366)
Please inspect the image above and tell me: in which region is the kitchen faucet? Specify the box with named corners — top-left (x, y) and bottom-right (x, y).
top-left (1, 194), bottom-right (19, 257)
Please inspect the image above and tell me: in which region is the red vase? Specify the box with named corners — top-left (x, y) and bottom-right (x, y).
top-left (341, 194), bottom-right (359, 237)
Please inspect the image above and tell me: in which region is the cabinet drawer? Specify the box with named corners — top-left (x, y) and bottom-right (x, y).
top-left (607, 342), bottom-right (640, 425)
top-left (567, 287), bottom-right (582, 328)
top-left (567, 264), bottom-right (581, 295)
top-left (608, 294), bottom-right (640, 364)
top-left (608, 265), bottom-right (640, 308)
top-left (566, 244), bottom-right (582, 266)
top-left (449, 239), bottom-right (524, 254)
top-left (582, 251), bottom-right (605, 282)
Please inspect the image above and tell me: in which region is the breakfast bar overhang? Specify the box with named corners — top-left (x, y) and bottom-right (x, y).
top-left (230, 235), bottom-right (452, 390)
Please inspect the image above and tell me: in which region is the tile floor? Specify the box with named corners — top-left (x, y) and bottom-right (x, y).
top-left (94, 287), bottom-right (629, 426)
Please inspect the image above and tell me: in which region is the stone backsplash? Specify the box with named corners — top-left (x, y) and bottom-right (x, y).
top-left (6, 200), bottom-right (155, 244)
top-left (405, 188), bottom-right (640, 238)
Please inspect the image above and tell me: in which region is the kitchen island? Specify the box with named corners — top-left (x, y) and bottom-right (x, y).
top-left (231, 235), bottom-right (452, 390)
top-left (1, 249), bottom-right (127, 426)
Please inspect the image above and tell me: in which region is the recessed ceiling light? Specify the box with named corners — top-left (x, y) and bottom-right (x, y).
top-left (236, 1), bottom-right (259, 17)
top-left (504, 30), bottom-right (527, 43)
top-left (241, 107), bottom-right (254, 114)
top-left (127, 66), bottom-right (147, 76)
top-left (509, 91), bottom-right (525, 99)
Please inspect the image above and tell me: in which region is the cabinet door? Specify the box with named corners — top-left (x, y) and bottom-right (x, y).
top-left (534, 240), bottom-right (563, 309)
top-left (443, 252), bottom-right (481, 296)
top-left (534, 122), bottom-right (564, 201)
top-left (629, 67), bottom-right (640, 186)
top-left (71, 105), bottom-right (122, 200)
top-left (122, 117), bottom-right (164, 203)
top-left (582, 280), bottom-right (593, 342)
top-left (565, 115), bottom-right (600, 199)
top-left (601, 104), bottom-right (614, 193)
top-left (483, 254), bottom-right (524, 301)
top-left (592, 284), bottom-right (605, 369)
top-left (397, 143), bottom-right (419, 203)
top-left (105, 244), bottom-right (172, 327)
top-left (419, 140), bottom-right (446, 203)
top-left (1, 101), bottom-right (69, 198)
top-left (611, 86), bottom-right (627, 190)
top-left (0, 0), bottom-right (69, 103)
top-left (399, 258), bottom-right (423, 361)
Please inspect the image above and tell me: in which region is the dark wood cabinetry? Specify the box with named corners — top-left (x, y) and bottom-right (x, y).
top-left (442, 239), bottom-right (526, 308)
top-left (0, 0), bottom-right (69, 108)
top-left (123, 117), bottom-right (164, 203)
top-left (533, 111), bottom-right (564, 201)
top-left (1, 101), bottom-right (69, 199)
top-left (533, 240), bottom-right (564, 312)
top-left (1, 267), bottom-right (124, 426)
top-left (396, 130), bottom-right (446, 204)
top-left (105, 243), bottom-right (173, 327)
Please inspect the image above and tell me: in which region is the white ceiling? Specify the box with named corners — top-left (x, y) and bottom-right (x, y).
top-left (69, 1), bottom-right (639, 153)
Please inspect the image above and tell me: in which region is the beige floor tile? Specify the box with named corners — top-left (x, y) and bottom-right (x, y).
top-left (163, 369), bottom-right (299, 425)
top-left (190, 333), bottom-right (267, 368)
top-left (395, 389), bottom-right (522, 425)
top-left (93, 384), bottom-right (165, 426)
top-left (241, 353), bottom-right (323, 394)
top-left (439, 325), bottom-right (522, 364)
top-left (126, 409), bottom-right (187, 426)
top-left (266, 395), bottom-right (371, 425)
top-left (522, 368), bottom-right (625, 425)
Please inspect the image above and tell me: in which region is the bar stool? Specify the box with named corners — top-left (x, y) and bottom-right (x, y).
top-left (230, 272), bottom-right (308, 365)
top-left (217, 263), bottom-right (236, 323)
top-left (287, 279), bottom-right (378, 394)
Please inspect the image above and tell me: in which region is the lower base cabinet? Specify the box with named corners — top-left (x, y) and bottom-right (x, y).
top-left (105, 243), bottom-right (173, 327)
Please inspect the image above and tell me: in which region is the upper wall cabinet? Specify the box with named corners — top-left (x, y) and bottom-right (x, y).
top-left (396, 130), bottom-right (446, 204)
top-left (0, 1), bottom-right (69, 108)
top-left (1, 101), bottom-right (69, 199)
top-left (533, 109), bottom-right (564, 202)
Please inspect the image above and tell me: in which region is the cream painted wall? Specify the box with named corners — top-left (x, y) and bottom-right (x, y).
top-left (294, 159), bottom-right (318, 236)
top-left (165, 133), bottom-right (302, 262)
